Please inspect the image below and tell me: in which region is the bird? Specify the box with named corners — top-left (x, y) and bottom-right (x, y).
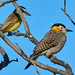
top-left (0, 6), bottom-right (31, 34)
top-left (25, 23), bottom-right (73, 69)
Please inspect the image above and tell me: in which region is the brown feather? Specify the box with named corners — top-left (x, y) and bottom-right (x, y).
top-left (32, 30), bottom-right (65, 57)
top-left (1, 13), bottom-right (19, 31)
top-left (25, 30), bottom-right (66, 69)
top-left (25, 54), bottom-right (39, 69)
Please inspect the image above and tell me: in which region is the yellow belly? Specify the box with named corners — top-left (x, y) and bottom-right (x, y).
top-left (3, 21), bottom-right (21, 33)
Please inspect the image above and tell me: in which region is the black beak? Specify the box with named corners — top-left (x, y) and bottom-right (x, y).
top-left (25, 11), bottom-right (31, 16)
top-left (66, 29), bottom-right (73, 32)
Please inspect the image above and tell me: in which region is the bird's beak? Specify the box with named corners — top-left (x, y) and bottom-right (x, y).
top-left (66, 29), bottom-right (73, 32)
top-left (25, 11), bottom-right (31, 16)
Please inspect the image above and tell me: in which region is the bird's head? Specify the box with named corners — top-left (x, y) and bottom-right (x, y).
top-left (50, 23), bottom-right (73, 33)
top-left (13, 6), bottom-right (31, 16)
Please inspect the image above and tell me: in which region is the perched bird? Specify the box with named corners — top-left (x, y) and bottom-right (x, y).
top-left (0, 6), bottom-right (31, 34)
top-left (25, 23), bottom-right (72, 69)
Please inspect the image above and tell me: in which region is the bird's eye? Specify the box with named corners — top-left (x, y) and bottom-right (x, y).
top-left (60, 26), bottom-right (63, 29)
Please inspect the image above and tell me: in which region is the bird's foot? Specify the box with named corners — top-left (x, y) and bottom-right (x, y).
top-left (7, 32), bottom-right (12, 36)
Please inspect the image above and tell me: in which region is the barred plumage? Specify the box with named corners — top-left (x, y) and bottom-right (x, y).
top-left (25, 23), bottom-right (72, 69)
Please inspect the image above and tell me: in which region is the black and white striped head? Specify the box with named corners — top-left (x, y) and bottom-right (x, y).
top-left (13, 6), bottom-right (31, 16)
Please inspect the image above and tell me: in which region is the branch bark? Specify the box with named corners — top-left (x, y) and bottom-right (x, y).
top-left (61, 0), bottom-right (75, 25)
top-left (50, 55), bottom-right (73, 75)
top-left (0, 0), bottom-right (16, 7)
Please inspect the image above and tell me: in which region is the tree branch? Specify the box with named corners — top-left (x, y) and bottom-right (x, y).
top-left (0, 0), bottom-right (16, 7)
top-left (0, 30), bottom-right (73, 74)
top-left (11, 1), bottom-right (30, 34)
top-left (64, 0), bottom-right (66, 12)
top-left (61, 0), bottom-right (75, 25)
top-left (10, 1), bottom-right (39, 45)
top-left (7, 30), bottom-right (27, 37)
top-left (0, 0), bottom-right (73, 74)
top-left (50, 55), bottom-right (73, 75)
top-left (0, 46), bottom-right (18, 70)
top-left (30, 60), bottom-right (40, 75)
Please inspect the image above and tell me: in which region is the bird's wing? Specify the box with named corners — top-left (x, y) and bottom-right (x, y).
top-left (31, 30), bottom-right (59, 57)
top-left (1, 13), bottom-right (19, 31)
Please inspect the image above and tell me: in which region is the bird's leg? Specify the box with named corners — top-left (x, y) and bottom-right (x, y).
top-left (50, 55), bottom-right (56, 61)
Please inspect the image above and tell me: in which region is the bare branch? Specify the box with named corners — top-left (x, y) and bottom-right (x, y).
top-left (61, 8), bottom-right (75, 25)
top-left (31, 60), bottom-right (40, 75)
top-left (0, 31), bottom-right (73, 74)
top-left (9, 58), bottom-right (18, 63)
top-left (0, 46), bottom-right (18, 70)
top-left (7, 30), bottom-right (27, 37)
top-left (7, 30), bottom-right (38, 45)
top-left (16, 43), bottom-right (22, 50)
top-left (61, 0), bottom-right (75, 25)
top-left (50, 55), bottom-right (73, 75)
top-left (10, 1), bottom-right (39, 45)
top-left (64, 0), bottom-right (66, 11)
top-left (0, 0), bottom-right (17, 7)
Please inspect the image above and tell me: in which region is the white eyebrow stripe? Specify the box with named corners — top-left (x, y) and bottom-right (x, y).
top-left (22, 8), bottom-right (26, 12)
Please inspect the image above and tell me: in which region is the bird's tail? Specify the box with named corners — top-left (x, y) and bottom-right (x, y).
top-left (25, 63), bottom-right (31, 69)
top-left (25, 54), bottom-right (39, 69)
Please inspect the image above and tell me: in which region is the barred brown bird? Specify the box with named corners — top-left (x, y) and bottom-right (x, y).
top-left (25, 23), bottom-right (72, 69)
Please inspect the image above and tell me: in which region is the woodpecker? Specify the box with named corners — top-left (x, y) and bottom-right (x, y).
top-left (25, 23), bottom-right (72, 69)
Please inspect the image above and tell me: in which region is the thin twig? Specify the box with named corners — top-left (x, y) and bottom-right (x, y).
top-left (8, 31), bottom-right (39, 45)
top-left (7, 30), bottom-right (27, 37)
top-left (16, 43), bottom-right (22, 50)
top-left (31, 60), bottom-right (40, 75)
top-left (64, 0), bottom-right (66, 11)
top-left (15, 43), bottom-right (28, 58)
top-left (61, 0), bottom-right (75, 25)
top-left (9, 58), bottom-right (18, 63)
top-left (61, 8), bottom-right (75, 25)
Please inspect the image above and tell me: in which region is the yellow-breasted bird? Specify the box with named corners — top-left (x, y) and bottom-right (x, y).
top-left (25, 23), bottom-right (72, 69)
top-left (0, 6), bottom-right (31, 34)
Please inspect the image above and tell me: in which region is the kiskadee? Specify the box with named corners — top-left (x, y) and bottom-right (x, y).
top-left (0, 6), bottom-right (31, 33)
top-left (25, 23), bottom-right (72, 69)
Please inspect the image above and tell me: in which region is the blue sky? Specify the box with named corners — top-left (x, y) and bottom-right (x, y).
top-left (0, 0), bottom-right (75, 75)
